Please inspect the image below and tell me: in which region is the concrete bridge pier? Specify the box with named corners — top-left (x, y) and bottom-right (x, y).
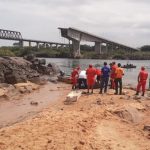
top-left (95, 42), bottom-right (102, 54)
top-left (55, 44), bottom-right (58, 49)
top-left (19, 40), bottom-right (24, 48)
top-left (72, 40), bottom-right (81, 57)
top-left (43, 43), bottom-right (47, 48)
top-left (36, 42), bottom-right (39, 49)
top-left (29, 41), bottom-right (31, 47)
top-left (105, 43), bottom-right (108, 53)
top-left (49, 44), bottom-right (52, 49)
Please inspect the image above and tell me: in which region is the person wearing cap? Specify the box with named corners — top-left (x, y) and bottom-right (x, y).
top-left (96, 68), bottom-right (102, 85)
top-left (100, 62), bottom-right (110, 94)
top-left (110, 62), bottom-right (117, 89)
top-left (135, 66), bottom-right (148, 96)
top-left (86, 64), bottom-right (96, 93)
top-left (114, 63), bottom-right (124, 95)
top-left (71, 68), bottom-right (79, 90)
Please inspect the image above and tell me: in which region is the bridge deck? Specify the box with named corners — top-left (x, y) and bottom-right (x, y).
top-left (59, 27), bottom-right (138, 51)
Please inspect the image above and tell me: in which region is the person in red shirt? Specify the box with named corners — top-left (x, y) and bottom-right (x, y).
top-left (86, 64), bottom-right (96, 94)
top-left (136, 66), bottom-right (148, 96)
top-left (110, 62), bottom-right (117, 89)
top-left (71, 68), bottom-right (79, 90)
top-left (96, 68), bottom-right (102, 85)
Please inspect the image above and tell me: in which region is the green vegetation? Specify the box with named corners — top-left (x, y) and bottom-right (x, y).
top-left (0, 44), bottom-right (150, 60)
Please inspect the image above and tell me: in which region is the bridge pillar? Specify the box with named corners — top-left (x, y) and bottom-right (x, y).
top-left (95, 42), bottom-right (102, 54)
top-left (19, 40), bottom-right (24, 48)
top-left (72, 40), bottom-right (81, 57)
top-left (105, 44), bottom-right (108, 53)
top-left (50, 44), bottom-right (52, 49)
top-left (36, 42), bottom-right (39, 49)
top-left (55, 44), bottom-right (58, 49)
top-left (43, 43), bottom-right (47, 48)
top-left (29, 41), bottom-right (31, 47)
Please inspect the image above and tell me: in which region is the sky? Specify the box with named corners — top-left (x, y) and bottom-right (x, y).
top-left (0, 0), bottom-right (150, 48)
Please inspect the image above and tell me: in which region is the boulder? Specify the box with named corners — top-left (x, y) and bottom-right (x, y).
top-left (143, 125), bottom-right (150, 131)
top-left (14, 82), bottom-right (39, 93)
top-left (0, 57), bottom-right (39, 84)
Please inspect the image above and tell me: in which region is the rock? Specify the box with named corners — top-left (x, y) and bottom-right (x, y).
top-left (29, 77), bottom-right (47, 85)
top-left (14, 82), bottom-right (39, 91)
top-left (143, 125), bottom-right (150, 131)
top-left (0, 83), bottom-right (11, 88)
top-left (82, 91), bottom-right (87, 94)
top-left (120, 96), bottom-right (124, 99)
top-left (146, 97), bottom-right (150, 100)
top-left (18, 87), bottom-right (27, 93)
top-left (79, 141), bottom-right (85, 145)
top-left (25, 85), bottom-right (33, 93)
top-left (0, 88), bottom-right (5, 97)
top-left (122, 91), bottom-right (129, 95)
top-left (30, 101), bottom-right (38, 106)
top-left (49, 78), bottom-right (58, 84)
top-left (0, 57), bottom-right (40, 84)
top-left (96, 100), bottom-right (102, 105)
top-left (147, 92), bottom-right (150, 97)
top-left (82, 129), bottom-right (86, 132)
top-left (133, 95), bottom-right (141, 100)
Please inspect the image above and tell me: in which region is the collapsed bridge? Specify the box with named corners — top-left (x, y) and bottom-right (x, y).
top-left (58, 27), bottom-right (139, 57)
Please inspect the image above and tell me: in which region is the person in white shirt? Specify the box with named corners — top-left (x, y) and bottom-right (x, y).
top-left (78, 70), bottom-right (87, 89)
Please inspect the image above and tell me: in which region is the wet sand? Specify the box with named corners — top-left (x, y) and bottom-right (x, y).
top-left (0, 85), bottom-right (149, 150)
top-left (0, 82), bottom-right (70, 128)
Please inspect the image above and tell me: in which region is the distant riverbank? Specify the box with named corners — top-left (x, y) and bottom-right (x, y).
top-left (1, 46), bottom-right (150, 60)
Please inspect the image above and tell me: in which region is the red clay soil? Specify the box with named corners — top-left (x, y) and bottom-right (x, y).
top-left (0, 85), bottom-right (149, 150)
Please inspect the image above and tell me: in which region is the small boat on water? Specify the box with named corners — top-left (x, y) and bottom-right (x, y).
top-left (121, 64), bottom-right (136, 69)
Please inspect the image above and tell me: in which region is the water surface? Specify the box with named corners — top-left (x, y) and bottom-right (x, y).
top-left (46, 58), bottom-right (150, 87)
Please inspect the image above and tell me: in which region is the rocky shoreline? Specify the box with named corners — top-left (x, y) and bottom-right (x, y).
top-left (0, 56), bottom-right (60, 84)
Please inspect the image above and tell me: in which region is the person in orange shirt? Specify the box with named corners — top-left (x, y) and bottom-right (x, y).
top-left (114, 63), bottom-right (124, 95)
top-left (136, 66), bottom-right (148, 96)
top-left (96, 68), bottom-right (102, 85)
top-left (86, 64), bottom-right (97, 94)
top-left (110, 62), bottom-right (117, 89)
top-left (71, 68), bottom-right (79, 90)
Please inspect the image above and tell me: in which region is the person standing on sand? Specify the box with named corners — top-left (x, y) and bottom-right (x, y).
top-left (114, 63), bottom-right (124, 95)
top-left (71, 68), bottom-right (79, 90)
top-left (110, 62), bottom-right (117, 89)
top-left (78, 70), bottom-right (87, 89)
top-left (100, 62), bottom-right (110, 94)
top-left (135, 66), bottom-right (148, 96)
top-left (86, 64), bottom-right (96, 94)
top-left (96, 68), bottom-right (102, 85)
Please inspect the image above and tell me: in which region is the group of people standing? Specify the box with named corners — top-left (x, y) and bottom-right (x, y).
top-left (71, 62), bottom-right (149, 96)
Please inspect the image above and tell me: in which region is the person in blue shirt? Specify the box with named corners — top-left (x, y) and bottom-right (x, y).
top-left (100, 62), bottom-right (110, 94)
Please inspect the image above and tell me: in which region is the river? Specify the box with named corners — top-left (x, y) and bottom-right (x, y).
top-left (45, 58), bottom-right (150, 88)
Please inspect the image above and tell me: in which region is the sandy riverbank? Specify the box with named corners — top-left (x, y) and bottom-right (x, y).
top-left (0, 83), bottom-right (150, 150)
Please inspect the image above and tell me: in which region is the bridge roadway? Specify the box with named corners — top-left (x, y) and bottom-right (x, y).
top-left (0, 29), bottom-right (68, 48)
top-left (59, 27), bottom-right (139, 57)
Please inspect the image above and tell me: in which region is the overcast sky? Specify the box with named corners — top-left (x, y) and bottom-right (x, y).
top-left (0, 0), bottom-right (150, 47)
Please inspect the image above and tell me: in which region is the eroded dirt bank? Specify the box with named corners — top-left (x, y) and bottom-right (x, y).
top-left (0, 87), bottom-right (150, 150)
top-left (0, 82), bottom-right (70, 128)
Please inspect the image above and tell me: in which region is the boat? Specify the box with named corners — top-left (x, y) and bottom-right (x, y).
top-left (121, 64), bottom-right (136, 69)
top-left (57, 75), bottom-right (72, 84)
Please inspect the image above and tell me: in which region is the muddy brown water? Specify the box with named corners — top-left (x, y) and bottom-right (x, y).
top-left (0, 82), bottom-right (70, 128)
